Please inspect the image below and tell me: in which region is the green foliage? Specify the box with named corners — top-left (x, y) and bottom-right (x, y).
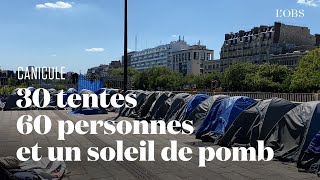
top-left (222, 63), bottom-right (258, 91)
top-left (133, 66), bottom-right (184, 90)
top-left (290, 48), bottom-right (320, 92)
top-left (108, 67), bottom-right (138, 77)
top-left (132, 66), bottom-right (222, 91)
top-left (133, 71), bottom-right (149, 90)
top-left (187, 72), bottom-right (221, 90)
top-left (245, 64), bottom-right (292, 92)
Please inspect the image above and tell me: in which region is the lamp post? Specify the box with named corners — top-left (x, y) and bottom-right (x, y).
top-left (123, 0), bottom-right (128, 92)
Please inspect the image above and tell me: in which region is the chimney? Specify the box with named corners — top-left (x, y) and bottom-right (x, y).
top-left (239, 30), bottom-right (245, 37)
top-left (225, 34), bottom-right (231, 40)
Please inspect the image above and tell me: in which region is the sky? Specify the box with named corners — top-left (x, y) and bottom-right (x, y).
top-left (0, 0), bottom-right (319, 73)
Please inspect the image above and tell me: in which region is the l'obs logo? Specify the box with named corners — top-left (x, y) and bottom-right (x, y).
top-left (276, 9), bottom-right (304, 18)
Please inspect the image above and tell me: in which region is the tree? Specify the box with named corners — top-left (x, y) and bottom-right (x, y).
top-left (7, 78), bottom-right (16, 86)
top-left (133, 71), bottom-right (149, 90)
top-left (146, 66), bottom-right (184, 90)
top-left (245, 64), bottom-right (292, 92)
top-left (222, 63), bottom-right (258, 91)
top-left (291, 48), bottom-right (320, 92)
top-left (108, 67), bottom-right (138, 77)
top-left (188, 72), bottom-right (221, 90)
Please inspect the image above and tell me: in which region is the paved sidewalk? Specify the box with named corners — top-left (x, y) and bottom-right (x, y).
top-left (0, 110), bottom-right (318, 180)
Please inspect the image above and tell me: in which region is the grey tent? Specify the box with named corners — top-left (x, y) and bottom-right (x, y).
top-left (265, 101), bottom-right (320, 174)
top-left (0, 99), bottom-right (4, 110)
top-left (3, 88), bottom-right (31, 111)
top-left (38, 89), bottom-right (67, 110)
top-left (114, 90), bottom-right (136, 114)
top-left (163, 93), bottom-right (192, 123)
top-left (135, 92), bottom-right (159, 120)
top-left (48, 88), bottom-right (57, 94)
top-left (220, 98), bottom-right (296, 148)
top-left (145, 92), bottom-right (174, 121)
top-left (117, 91), bottom-right (149, 119)
top-left (71, 89), bottom-right (108, 115)
top-left (79, 89), bottom-right (94, 95)
top-left (105, 89), bottom-right (120, 112)
top-left (180, 95), bottom-right (229, 133)
top-left (38, 89), bottom-right (61, 110)
top-left (150, 92), bottom-right (182, 121)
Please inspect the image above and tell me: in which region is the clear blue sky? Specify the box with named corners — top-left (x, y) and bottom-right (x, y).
top-left (0, 0), bottom-right (319, 73)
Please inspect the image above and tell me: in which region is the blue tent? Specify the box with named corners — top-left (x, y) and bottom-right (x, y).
top-left (70, 107), bottom-right (107, 115)
top-left (184, 94), bottom-right (209, 118)
top-left (62, 88), bottom-right (78, 107)
top-left (27, 87), bottom-right (36, 93)
top-left (95, 88), bottom-right (108, 95)
top-left (66, 88), bottom-right (78, 94)
top-left (195, 96), bottom-right (256, 141)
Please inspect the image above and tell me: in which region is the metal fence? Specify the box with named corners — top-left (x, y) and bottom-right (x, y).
top-left (78, 74), bottom-right (103, 92)
top-left (176, 91), bottom-right (320, 102)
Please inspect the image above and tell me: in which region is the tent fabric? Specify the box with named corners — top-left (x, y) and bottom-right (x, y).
top-left (79, 89), bottom-right (94, 95)
top-left (66, 88), bottom-right (77, 94)
top-left (63, 88), bottom-right (78, 106)
top-left (163, 93), bottom-right (192, 123)
top-left (70, 108), bottom-right (108, 115)
top-left (220, 98), bottom-right (297, 148)
top-left (0, 99), bottom-right (4, 110)
top-left (196, 96), bottom-right (256, 142)
top-left (117, 91), bottom-right (149, 119)
top-left (299, 129), bottom-right (320, 174)
top-left (145, 92), bottom-right (174, 121)
top-left (95, 88), bottom-right (108, 95)
top-left (114, 90), bottom-right (135, 114)
top-left (39, 94), bottom-right (59, 110)
top-left (27, 87), bottom-right (35, 93)
top-left (3, 89), bottom-right (28, 111)
top-left (38, 89), bottom-right (62, 110)
top-left (71, 89), bottom-right (112, 115)
top-left (136, 92), bottom-right (159, 119)
top-left (105, 89), bottom-right (120, 112)
top-left (48, 88), bottom-right (57, 94)
top-left (181, 95), bottom-right (229, 132)
top-left (151, 96), bottom-right (172, 120)
top-left (19, 157), bottom-right (66, 180)
top-left (265, 102), bottom-right (320, 173)
top-left (183, 94), bottom-right (209, 119)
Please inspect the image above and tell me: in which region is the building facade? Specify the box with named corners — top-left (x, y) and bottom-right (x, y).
top-left (87, 64), bottom-right (109, 78)
top-left (0, 70), bottom-right (15, 86)
top-left (268, 51), bottom-right (309, 68)
top-left (203, 59), bottom-right (221, 74)
top-left (129, 39), bottom-right (215, 75)
top-left (172, 44), bottom-right (214, 75)
top-left (130, 39), bottom-right (189, 71)
top-left (220, 22), bottom-right (319, 71)
top-left (122, 51), bottom-right (136, 67)
top-left (109, 60), bottom-right (122, 69)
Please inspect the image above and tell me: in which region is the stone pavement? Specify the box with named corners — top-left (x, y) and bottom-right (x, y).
top-left (0, 110), bottom-right (318, 180)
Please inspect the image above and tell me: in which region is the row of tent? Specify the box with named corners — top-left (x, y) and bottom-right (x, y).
top-left (117, 90), bottom-right (320, 175)
top-left (1, 87), bottom-right (119, 115)
top-left (2, 88), bottom-right (320, 175)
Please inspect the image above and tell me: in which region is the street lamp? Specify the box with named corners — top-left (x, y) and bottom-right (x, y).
top-left (123, 0), bottom-right (128, 92)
